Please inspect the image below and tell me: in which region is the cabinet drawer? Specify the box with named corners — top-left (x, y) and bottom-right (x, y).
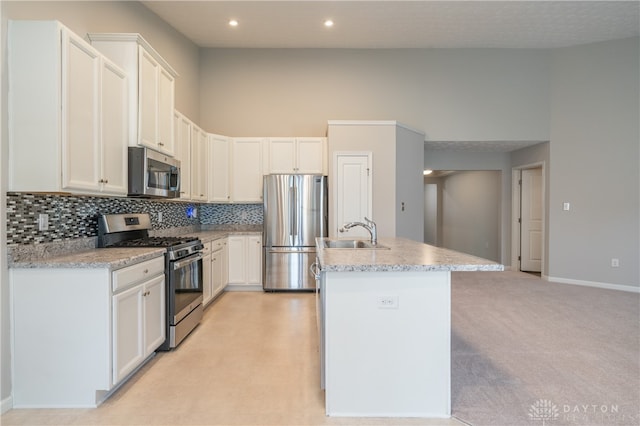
top-left (212, 238), bottom-right (226, 251)
top-left (201, 241), bottom-right (213, 256)
top-left (113, 256), bottom-right (164, 292)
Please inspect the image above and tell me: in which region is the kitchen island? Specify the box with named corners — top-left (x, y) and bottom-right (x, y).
top-left (315, 237), bottom-right (503, 418)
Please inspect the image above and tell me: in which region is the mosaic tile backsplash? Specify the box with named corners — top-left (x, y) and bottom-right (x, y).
top-left (6, 192), bottom-right (263, 245)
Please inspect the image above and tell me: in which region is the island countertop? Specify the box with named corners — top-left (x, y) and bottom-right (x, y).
top-left (316, 237), bottom-right (504, 272)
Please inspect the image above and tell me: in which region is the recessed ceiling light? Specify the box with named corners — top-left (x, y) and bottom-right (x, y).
top-left (229, 19), bottom-right (239, 27)
top-left (324, 19), bottom-right (334, 28)
top-left (423, 169), bottom-right (433, 175)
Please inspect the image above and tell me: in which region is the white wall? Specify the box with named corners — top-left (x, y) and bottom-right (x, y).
top-left (424, 150), bottom-right (512, 264)
top-left (440, 171), bottom-right (502, 262)
top-left (199, 48), bottom-right (550, 140)
top-left (424, 183), bottom-right (438, 245)
top-left (327, 122), bottom-right (397, 238)
top-left (0, 0), bottom-right (9, 412)
top-left (549, 37), bottom-right (639, 289)
top-left (394, 125), bottom-right (425, 242)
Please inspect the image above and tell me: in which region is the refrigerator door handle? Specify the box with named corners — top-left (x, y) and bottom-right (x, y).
top-left (291, 185), bottom-right (297, 237)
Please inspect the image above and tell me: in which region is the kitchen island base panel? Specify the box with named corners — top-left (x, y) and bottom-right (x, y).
top-left (324, 270), bottom-right (451, 418)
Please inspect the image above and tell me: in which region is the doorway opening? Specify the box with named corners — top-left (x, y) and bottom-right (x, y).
top-left (424, 170), bottom-right (501, 263)
top-left (511, 163), bottom-right (545, 274)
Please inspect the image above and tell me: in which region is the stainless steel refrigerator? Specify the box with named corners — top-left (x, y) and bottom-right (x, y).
top-left (263, 174), bottom-right (327, 291)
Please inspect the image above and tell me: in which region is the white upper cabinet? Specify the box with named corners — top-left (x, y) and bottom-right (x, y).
top-left (88, 33), bottom-right (177, 156)
top-left (98, 59), bottom-right (129, 195)
top-left (231, 138), bottom-right (264, 203)
top-left (209, 134), bottom-right (231, 203)
top-left (174, 111), bottom-right (192, 200)
top-left (191, 125), bottom-right (209, 201)
top-left (8, 20), bottom-right (128, 196)
top-left (267, 137), bottom-right (326, 174)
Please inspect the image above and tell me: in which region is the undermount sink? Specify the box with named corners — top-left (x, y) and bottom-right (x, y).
top-left (322, 239), bottom-right (390, 250)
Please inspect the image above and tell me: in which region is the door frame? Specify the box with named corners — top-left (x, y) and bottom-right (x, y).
top-left (511, 161), bottom-right (546, 274)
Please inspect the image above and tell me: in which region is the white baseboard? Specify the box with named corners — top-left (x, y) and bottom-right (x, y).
top-left (224, 284), bottom-right (263, 292)
top-left (1, 395), bottom-right (13, 414)
top-left (545, 275), bottom-right (640, 293)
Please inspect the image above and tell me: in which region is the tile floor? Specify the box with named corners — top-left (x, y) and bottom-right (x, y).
top-left (2, 292), bottom-right (463, 425)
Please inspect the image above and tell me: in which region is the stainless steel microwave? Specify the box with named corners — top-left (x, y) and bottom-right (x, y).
top-left (128, 147), bottom-right (180, 198)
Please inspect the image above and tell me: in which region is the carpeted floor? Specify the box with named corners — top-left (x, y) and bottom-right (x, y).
top-left (451, 271), bottom-right (640, 426)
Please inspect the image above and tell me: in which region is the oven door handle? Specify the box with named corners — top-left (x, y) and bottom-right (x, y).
top-left (172, 252), bottom-right (203, 270)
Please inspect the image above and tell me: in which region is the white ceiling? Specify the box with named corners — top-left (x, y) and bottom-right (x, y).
top-left (141, 1), bottom-right (639, 49)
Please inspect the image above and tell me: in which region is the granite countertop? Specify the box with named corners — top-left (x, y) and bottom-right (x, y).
top-left (8, 226), bottom-right (262, 269)
top-left (316, 237), bottom-right (504, 272)
top-left (191, 229), bottom-right (262, 244)
top-left (10, 247), bottom-right (166, 270)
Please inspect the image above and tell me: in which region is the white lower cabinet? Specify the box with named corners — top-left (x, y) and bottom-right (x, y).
top-left (10, 255), bottom-right (165, 407)
top-left (227, 235), bottom-right (262, 287)
top-left (202, 241), bottom-right (213, 305)
top-left (203, 238), bottom-right (228, 306)
top-left (211, 238), bottom-right (228, 297)
top-left (112, 273), bottom-right (165, 384)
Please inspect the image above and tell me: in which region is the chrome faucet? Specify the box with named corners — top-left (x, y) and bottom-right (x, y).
top-left (339, 217), bottom-right (378, 245)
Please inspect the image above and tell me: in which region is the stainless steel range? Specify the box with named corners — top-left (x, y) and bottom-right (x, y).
top-left (98, 213), bottom-right (204, 350)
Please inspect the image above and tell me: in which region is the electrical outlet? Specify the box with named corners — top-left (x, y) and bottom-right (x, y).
top-left (38, 213), bottom-right (49, 231)
top-left (158, 212), bottom-right (163, 223)
top-left (563, 202), bottom-right (571, 211)
top-left (611, 258), bottom-right (620, 267)
top-left (377, 295), bottom-right (399, 309)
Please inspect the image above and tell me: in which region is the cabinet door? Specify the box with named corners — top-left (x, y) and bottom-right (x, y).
top-left (211, 249), bottom-right (223, 297)
top-left (297, 138), bottom-right (325, 174)
top-left (268, 138), bottom-right (296, 173)
top-left (227, 236), bottom-right (246, 284)
top-left (157, 67), bottom-right (175, 155)
top-left (334, 152), bottom-right (373, 238)
top-left (191, 126), bottom-right (209, 201)
top-left (247, 235), bottom-right (263, 285)
top-left (221, 238), bottom-right (229, 289)
top-left (143, 275), bottom-right (166, 356)
top-left (138, 48), bottom-right (158, 149)
top-left (232, 138), bottom-right (264, 202)
top-left (61, 30), bottom-right (101, 192)
top-left (202, 253), bottom-right (213, 305)
top-left (174, 112), bottom-right (192, 200)
top-left (210, 134), bottom-right (230, 202)
top-left (100, 59), bottom-right (128, 195)
top-left (113, 284), bottom-right (144, 384)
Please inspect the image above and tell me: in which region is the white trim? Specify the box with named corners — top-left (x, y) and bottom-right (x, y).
top-left (224, 285), bottom-right (263, 292)
top-left (86, 32), bottom-right (178, 77)
top-left (545, 275), bottom-right (640, 293)
top-left (1, 395), bottom-right (13, 414)
top-left (511, 161), bottom-right (545, 275)
top-left (327, 120), bottom-right (425, 136)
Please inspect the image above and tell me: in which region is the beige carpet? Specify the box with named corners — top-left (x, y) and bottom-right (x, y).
top-left (451, 271), bottom-right (640, 426)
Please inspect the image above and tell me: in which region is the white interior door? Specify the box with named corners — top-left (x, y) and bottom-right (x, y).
top-left (521, 168), bottom-right (543, 272)
top-left (334, 152), bottom-right (372, 238)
